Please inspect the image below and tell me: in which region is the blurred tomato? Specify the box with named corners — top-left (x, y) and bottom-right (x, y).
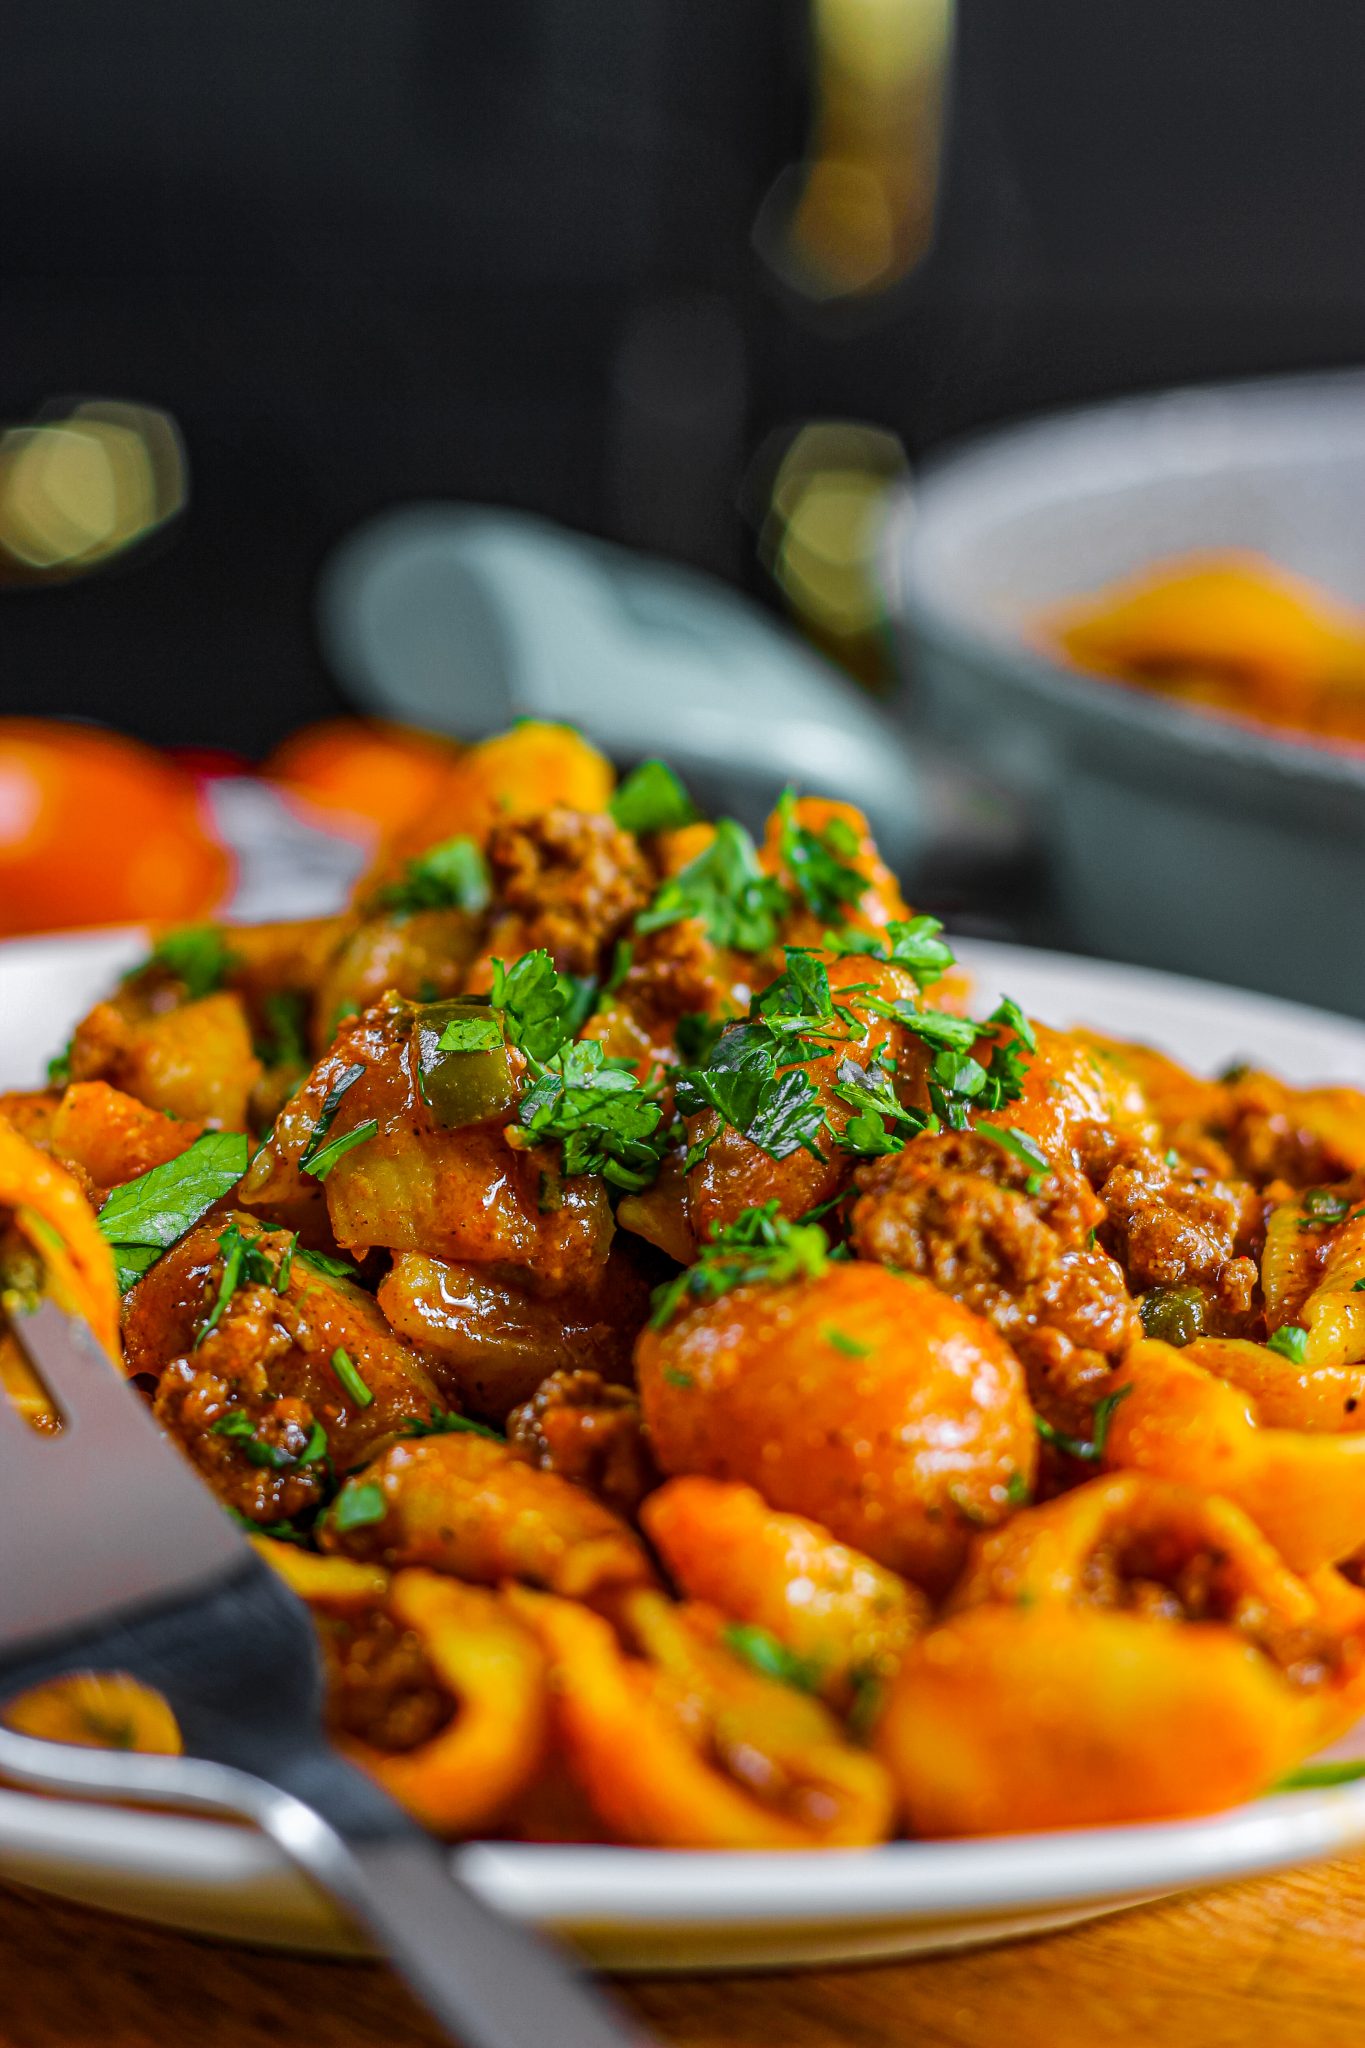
top-left (263, 720), bottom-right (460, 842)
top-left (0, 720), bottom-right (232, 937)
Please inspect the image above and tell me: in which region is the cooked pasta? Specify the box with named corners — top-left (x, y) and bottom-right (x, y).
top-left (6, 717), bottom-right (1365, 1844)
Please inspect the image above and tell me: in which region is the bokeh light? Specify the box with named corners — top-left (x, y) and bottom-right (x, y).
top-left (757, 420), bottom-right (909, 673)
top-left (0, 401), bottom-right (188, 580)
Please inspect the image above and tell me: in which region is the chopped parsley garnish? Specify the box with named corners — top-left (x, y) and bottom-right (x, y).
top-left (209, 1409), bottom-right (328, 1472)
top-left (303, 1119), bottom-right (378, 1180)
top-left (487, 949), bottom-right (582, 1064)
top-left (455, 948), bottom-right (667, 1191)
top-left (194, 1219), bottom-right (286, 1347)
top-left (881, 917), bottom-right (955, 990)
top-left (675, 1015), bottom-right (826, 1168)
top-left (1035, 1384), bottom-right (1133, 1463)
top-left (609, 759), bottom-right (699, 836)
top-left (45, 1038), bottom-right (74, 1088)
top-left (97, 1131), bottom-right (250, 1293)
top-left (776, 791), bottom-right (868, 922)
top-left (975, 1123), bottom-right (1051, 1193)
top-left (847, 1667), bottom-right (885, 1742)
top-left (296, 1246), bottom-right (361, 1281)
top-left (329, 1481), bottom-right (387, 1533)
top-left (920, 998), bottom-right (1034, 1130)
top-left (1269, 1761), bottom-right (1365, 1793)
top-left (672, 946), bottom-right (1034, 1168)
top-left (636, 818), bottom-right (788, 955)
top-left (755, 947), bottom-right (839, 1032)
top-left (662, 1366), bottom-right (695, 1389)
top-left (299, 1063), bottom-right (366, 1171)
top-left (721, 1621), bottom-right (824, 1695)
top-left (330, 1347), bottom-right (374, 1409)
top-left (227, 1507), bottom-right (309, 1544)
top-left (516, 1039), bottom-right (667, 1191)
top-left (1299, 1189), bottom-right (1356, 1230)
top-left (398, 1407), bottom-right (505, 1443)
top-left (831, 1058), bottom-right (920, 1159)
top-left (892, 1008), bottom-right (979, 1056)
top-left (602, 940), bottom-right (634, 996)
top-left (374, 835), bottom-right (491, 916)
top-left (674, 950), bottom-right (846, 1167)
top-left (140, 924), bottom-right (235, 1000)
top-left (829, 915), bottom-right (955, 992)
top-left (1004, 1469), bottom-right (1030, 1507)
top-left (1267, 1323), bottom-right (1310, 1364)
top-left (650, 1200), bottom-right (828, 1327)
top-left (822, 1324), bottom-right (872, 1358)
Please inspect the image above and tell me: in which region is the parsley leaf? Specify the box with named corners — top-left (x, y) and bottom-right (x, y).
top-left (892, 1008), bottom-right (980, 1055)
top-left (721, 1621), bottom-right (824, 1695)
top-left (1299, 1189), bottom-right (1353, 1230)
top-left (209, 1409), bottom-right (327, 1472)
top-left (885, 916), bottom-right (955, 989)
top-left (831, 1057), bottom-right (923, 1159)
top-left (755, 948), bottom-right (836, 1028)
top-left (1034, 1384), bottom-right (1133, 1463)
top-left (1267, 1323), bottom-right (1309, 1364)
top-left (299, 1063), bottom-right (366, 1171)
top-left (331, 1347), bottom-right (374, 1409)
top-left (636, 819), bottom-right (788, 954)
top-left (329, 1480), bottom-right (387, 1533)
top-left (610, 759), bottom-right (699, 836)
top-left (822, 1324), bottom-right (872, 1358)
top-left (745, 1065), bottom-right (828, 1162)
top-left (516, 1039), bottom-right (667, 1191)
top-left (975, 1123), bottom-right (1051, 1194)
top-left (97, 1132), bottom-right (250, 1293)
top-left (375, 835), bottom-right (490, 916)
top-left (828, 913), bottom-right (955, 988)
top-left (399, 1407), bottom-right (505, 1443)
top-left (303, 1119), bottom-right (378, 1180)
top-left (675, 1019), bottom-right (828, 1165)
top-left (1270, 1761), bottom-right (1365, 1793)
top-left (987, 996), bottom-right (1037, 1056)
top-left (140, 925), bottom-right (235, 1000)
top-left (296, 1246), bottom-right (361, 1281)
top-left (602, 939), bottom-right (634, 996)
top-left (489, 949), bottom-right (580, 1064)
top-left (45, 1039), bottom-right (74, 1088)
top-left (650, 1200), bottom-right (828, 1327)
top-left (777, 791), bottom-right (868, 921)
top-left (920, 996), bottom-right (1033, 1126)
top-left (194, 1219), bottom-right (283, 1347)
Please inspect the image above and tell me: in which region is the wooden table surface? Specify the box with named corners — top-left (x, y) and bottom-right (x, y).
top-left (2, 1853), bottom-right (1364, 2048)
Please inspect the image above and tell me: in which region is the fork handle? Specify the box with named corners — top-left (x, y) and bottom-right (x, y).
top-left (0, 1713), bottom-right (648, 2048)
top-left (223, 1739), bottom-right (651, 2048)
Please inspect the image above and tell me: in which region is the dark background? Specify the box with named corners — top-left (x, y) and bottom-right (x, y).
top-left (4, 0), bottom-right (1365, 751)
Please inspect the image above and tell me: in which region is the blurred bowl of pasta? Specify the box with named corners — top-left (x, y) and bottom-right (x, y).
top-left (882, 369), bottom-right (1365, 1019)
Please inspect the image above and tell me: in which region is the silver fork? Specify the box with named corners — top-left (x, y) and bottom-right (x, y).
top-left (0, 1300), bottom-right (652, 2048)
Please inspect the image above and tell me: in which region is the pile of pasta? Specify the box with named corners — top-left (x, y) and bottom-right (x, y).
top-left (6, 718), bottom-right (1365, 1843)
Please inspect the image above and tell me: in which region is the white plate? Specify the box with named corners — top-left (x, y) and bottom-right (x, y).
top-left (5, 927), bottom-right (1365, 1971)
